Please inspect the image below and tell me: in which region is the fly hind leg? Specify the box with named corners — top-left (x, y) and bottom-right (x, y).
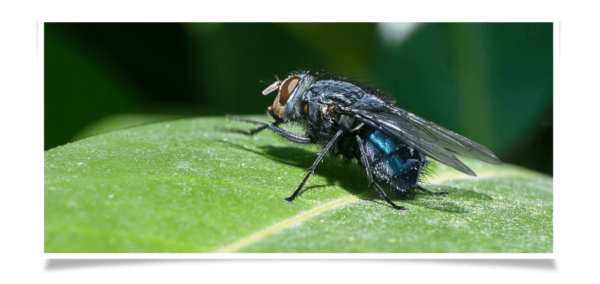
top-left (356, 135), bottom-right (406, 211)
top-left (415, 185), bottom-right (449, 196)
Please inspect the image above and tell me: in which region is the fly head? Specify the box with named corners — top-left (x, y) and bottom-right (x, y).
top-left (262, 72), bottom-right (314, 122)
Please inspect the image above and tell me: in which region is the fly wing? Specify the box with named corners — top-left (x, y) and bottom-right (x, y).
top-left (347, 109), bottom-right (478, 176)
top-left (384, 105), bottom-right (502, 165)
top-left (316, 79), bottom-right (501, 176)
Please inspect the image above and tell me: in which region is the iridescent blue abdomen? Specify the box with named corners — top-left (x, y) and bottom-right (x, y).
top-left (360, 127), bottom-right (424, 192)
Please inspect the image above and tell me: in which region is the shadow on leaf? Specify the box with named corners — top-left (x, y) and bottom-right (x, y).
top-left (214, 140), bottom-right (479, 213)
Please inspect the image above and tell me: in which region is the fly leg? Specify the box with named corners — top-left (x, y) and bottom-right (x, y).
top-left (356, 135), bottom-right (406, 211)
top-left (219, 122), bottom-right (276, 136)
top-left (219, 116), bottom-right (279, 135)
top-left (221, 116), bottom-right (313, 144)
top-left (416, 185), bottom-right (448, 196)
top-left (285, 130), bottom-right (343, 202)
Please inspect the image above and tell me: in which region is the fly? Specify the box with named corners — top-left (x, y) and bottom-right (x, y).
top-left (223, 71), bottom-right (501, 210)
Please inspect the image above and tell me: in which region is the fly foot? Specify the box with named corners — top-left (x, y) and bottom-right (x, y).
top-left (392, 205), bottom-right (407, 211)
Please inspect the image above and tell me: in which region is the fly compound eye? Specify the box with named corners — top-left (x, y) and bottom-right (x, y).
top-left (279, 76), bottom-right (301, 105)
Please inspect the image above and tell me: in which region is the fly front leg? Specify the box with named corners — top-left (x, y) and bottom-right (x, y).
top-left (221, 116), bottom-right (313, 144)
top-left (356, 135), bottom-right (406, 211)
top-left (218, 120), bottom-right (278, 136)
top-left (285, 130), bottom-right (343, 202)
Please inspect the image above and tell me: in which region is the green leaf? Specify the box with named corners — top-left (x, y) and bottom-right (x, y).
top-left (45, 116), bottom-right (552, 253)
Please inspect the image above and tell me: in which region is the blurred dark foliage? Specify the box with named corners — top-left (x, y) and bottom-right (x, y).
top-left (45, 23), bottom-right (552, 175)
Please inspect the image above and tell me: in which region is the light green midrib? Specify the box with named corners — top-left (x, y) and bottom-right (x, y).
top-left (214, 169), bottom-right (536, 253)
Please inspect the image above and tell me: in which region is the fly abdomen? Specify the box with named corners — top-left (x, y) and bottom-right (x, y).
top-left (360, 127), bottom-right (424, 193)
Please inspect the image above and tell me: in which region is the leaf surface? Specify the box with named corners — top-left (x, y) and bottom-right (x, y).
top-left (45, 116), bottom-right (552, 253)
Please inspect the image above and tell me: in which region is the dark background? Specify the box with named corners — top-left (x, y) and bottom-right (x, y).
top-left (45, 23), bottom-right (553, 175)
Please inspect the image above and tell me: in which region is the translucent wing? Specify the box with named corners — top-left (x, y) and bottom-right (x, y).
top-left (384, 105), bottom-right (501, 165)
top-left (335, 105), bottom-right (501, 177)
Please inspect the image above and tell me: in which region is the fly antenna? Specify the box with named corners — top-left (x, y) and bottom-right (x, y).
top-left (262, 79), bottom-right (281, 95)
